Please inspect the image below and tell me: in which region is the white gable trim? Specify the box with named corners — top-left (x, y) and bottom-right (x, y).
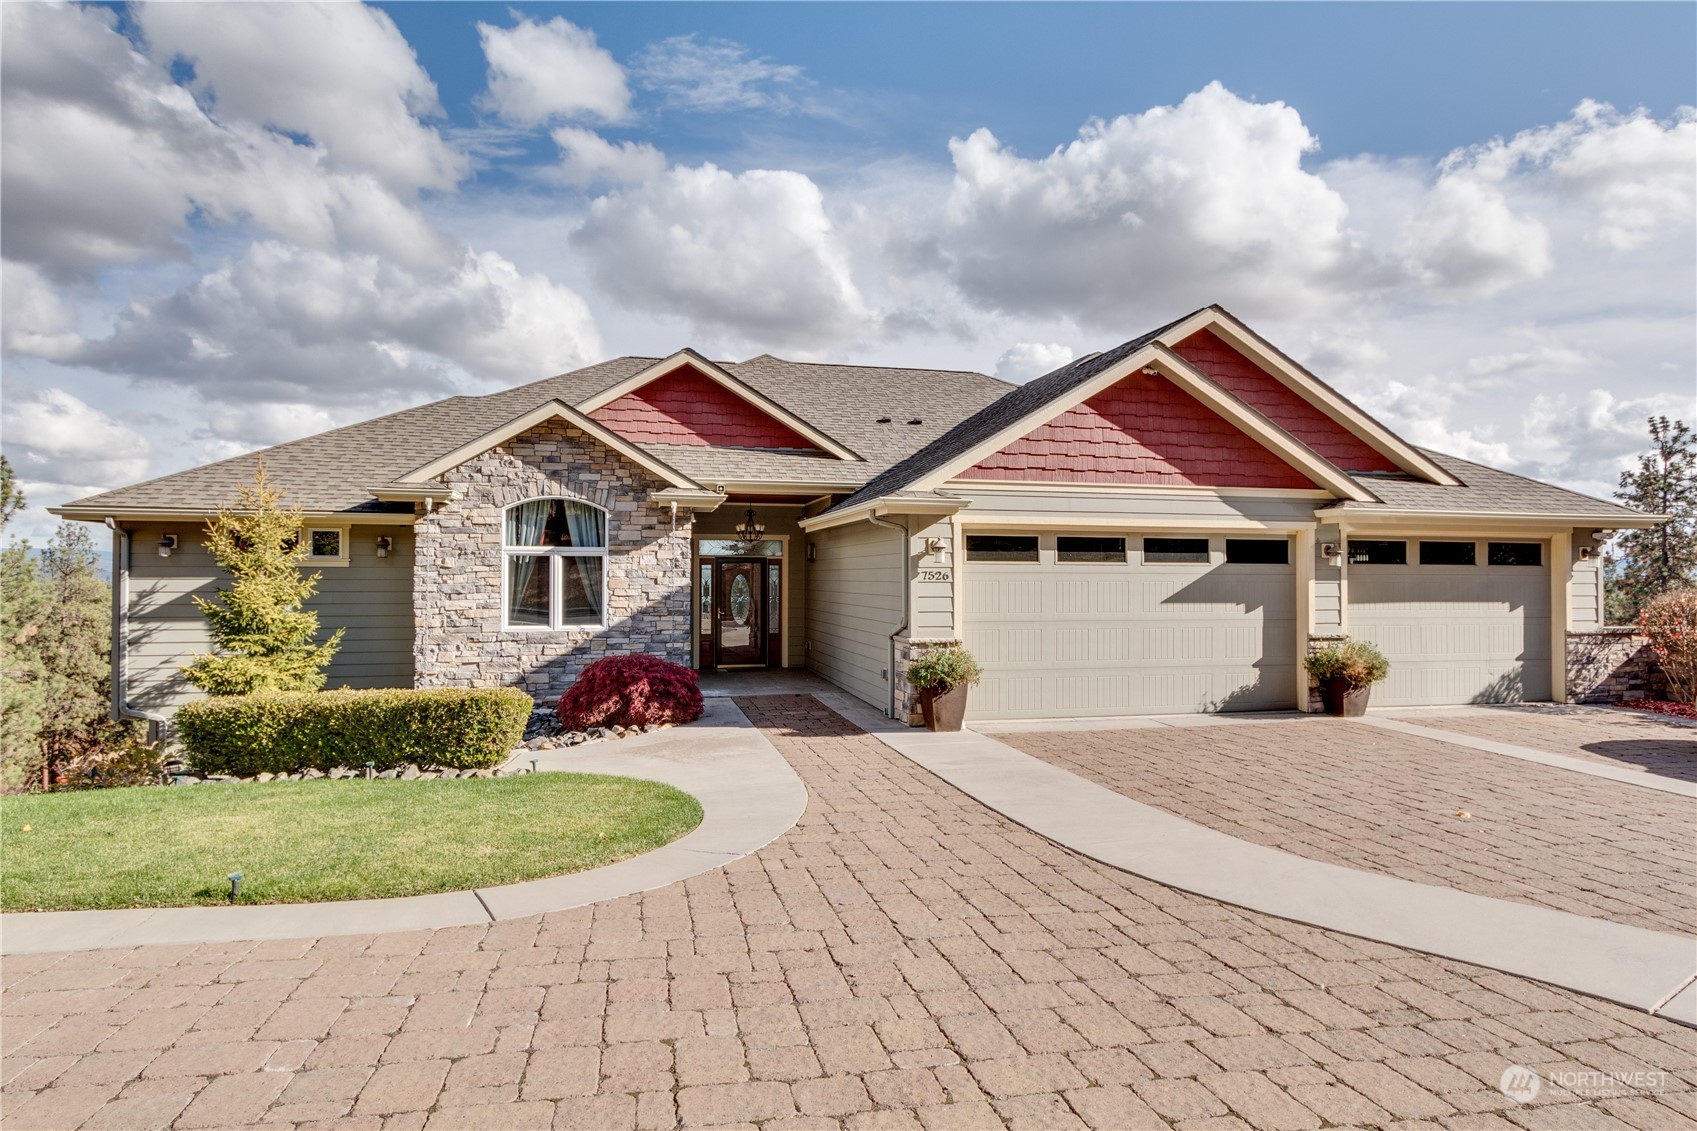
top-left (916, 344), bottom-right (1376, 503)
top-left (400, 399), bottom-right (703, 490)
top-left (1156, 309), bottom-right (1461, 486)
top-left (576, 350), bottom-right (861, 462)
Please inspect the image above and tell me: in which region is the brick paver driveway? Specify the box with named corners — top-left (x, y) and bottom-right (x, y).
top-left (1007, 718), bottom-right (1696, 937)
top-left (1411, 707), bottom-right (1696, 781)
top-left (4, 695), bottom-right (1695, 1131)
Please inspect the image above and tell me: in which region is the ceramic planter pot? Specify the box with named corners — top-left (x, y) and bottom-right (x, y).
top-left (918, 683), bottom-right (969, 731)
top-left (1320, 677), bottom-right (1372, 717)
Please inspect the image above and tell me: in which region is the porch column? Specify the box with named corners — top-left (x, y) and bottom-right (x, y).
top-left (1293, 526), bottom-right (1316, 711)
top-left (1550, 529), bottom-right (1572, 703)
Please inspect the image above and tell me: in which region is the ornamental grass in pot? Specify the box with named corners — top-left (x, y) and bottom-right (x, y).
top-left (1304, 639), bottom-right (1390, 716)
top-left (907, 646), bottom-right (982, 732)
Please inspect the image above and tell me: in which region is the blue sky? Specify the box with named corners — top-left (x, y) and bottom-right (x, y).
top-left (378, 3), bottom-right (1697, 166)
top-left (2, 2), bottom-right (1693, 544)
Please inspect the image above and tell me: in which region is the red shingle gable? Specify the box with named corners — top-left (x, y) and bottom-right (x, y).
top-left (1171, 329), bottom-right (1400, 473)
top-left (957, 368), bottom-right (1319, 488)
top-left (589, 366), bottom-right (820, 450)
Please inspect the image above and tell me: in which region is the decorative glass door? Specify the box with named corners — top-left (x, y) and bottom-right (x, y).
top-left (714, 559), bottom-right (765, 667)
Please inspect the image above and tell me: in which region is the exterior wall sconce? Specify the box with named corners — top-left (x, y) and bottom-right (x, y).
top-left (923, 536), bottom-right (951, 567)
top-left (157, 534), bottom-right (178, 558)
top-left (806, 541), bottom-right (816, 563)
top-left (1578, 546), bottom-right (1592, 560)
top-left (375, 535), bottom-right (394, 558)
top-left (1320, 542), bottom-right (1341, 566)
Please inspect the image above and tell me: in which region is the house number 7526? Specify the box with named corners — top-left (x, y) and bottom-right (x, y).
top-left (919, 569), bottom-right (952, 582)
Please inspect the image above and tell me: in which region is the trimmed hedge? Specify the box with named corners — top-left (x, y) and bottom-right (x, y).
top-left (174, 687), bottom-right (533, 776)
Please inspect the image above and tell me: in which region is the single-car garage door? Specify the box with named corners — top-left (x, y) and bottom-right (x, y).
top-left (963, 533), bottom-right (1296, 720)
top-left (1346, 538), bottom-right (1550, 706)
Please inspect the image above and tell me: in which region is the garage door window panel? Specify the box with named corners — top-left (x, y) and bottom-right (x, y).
top-left (966, 535), bottom-right (1039, 562)
top-left (1224, 539), bottom-right (1288, 565)
top-left (1057, 536), bottom-right (1126, 564)
top-left (1489, 542), bottom-right (1542, 566)
top-left (1349, 540), bottom-right (1406, 565)
top-left (1419, 540), bottom-right (1477, 566)
top-left (1143, 537), bottom-right (1209, 564)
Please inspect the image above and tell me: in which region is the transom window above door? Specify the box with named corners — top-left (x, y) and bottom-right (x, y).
top-left (503, 498), bottom-right (607, 630)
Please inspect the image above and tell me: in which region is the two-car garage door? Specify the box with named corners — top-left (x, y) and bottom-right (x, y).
top-left (961, 532), bottom-right (1552, 720)
top-left (963, 533), bottom-right (1296, 719)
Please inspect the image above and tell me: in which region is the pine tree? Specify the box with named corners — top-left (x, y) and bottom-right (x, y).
top-left (1608, 417), bottom-right (1697, 624)
top-left (182, 463), bottom-right (344, 695)
top-left (0, 455), bottom-right (23, 529)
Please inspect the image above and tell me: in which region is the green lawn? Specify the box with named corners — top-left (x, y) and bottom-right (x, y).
top-left (2, 774), bottom-right (702, 911)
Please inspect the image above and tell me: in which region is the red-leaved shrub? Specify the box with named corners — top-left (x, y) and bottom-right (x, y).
top-left (557, 655), bottom-right (704, 731)
top-left (1639, 588), bottom-right (1697, 705)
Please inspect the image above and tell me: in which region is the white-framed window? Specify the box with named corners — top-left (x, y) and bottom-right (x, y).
top-left (502, 497), bottom-right (608, 630)
top-left (304, 526), bottom-right (349, 566)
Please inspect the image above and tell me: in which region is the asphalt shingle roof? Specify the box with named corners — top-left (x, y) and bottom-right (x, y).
top-left (1327, 451), bottom-right (1649, 521)
top-left (58, 355), bottom-right (1007, 515)
top-left (826, 312), bottom-right (1197, 515)
top-left (56, 321), bottom-right (1654, 528)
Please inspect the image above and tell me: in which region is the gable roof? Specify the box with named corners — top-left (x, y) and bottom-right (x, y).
top-left (1154, 307), bottom-right (1461, 485)
top-left (396, 399), bottom-right (703, 491)
top-left (579, 350), bottom-right (860, 460)
top-left (822, 310), bottom-right (1384, 514)
top-left (53, 354), bottom-right (1008, 518)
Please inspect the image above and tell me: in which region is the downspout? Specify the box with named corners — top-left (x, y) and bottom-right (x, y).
top-left (107, 519), bottom-right (168, 743)
top-left (866, 511), bottom-right (909, 719)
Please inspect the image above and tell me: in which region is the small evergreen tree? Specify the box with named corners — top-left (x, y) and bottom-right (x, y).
top-left (182, 463), bottom-right (343, 695)
top-left (1607, 417), bottom-right (1697, 624)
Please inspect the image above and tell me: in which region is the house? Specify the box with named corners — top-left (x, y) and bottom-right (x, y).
top-left (53, 306), bottom-right (1657, 726)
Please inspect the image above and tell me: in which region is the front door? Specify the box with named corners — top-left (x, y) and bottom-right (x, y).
top-left (714, 559), bottom-right (766, 667)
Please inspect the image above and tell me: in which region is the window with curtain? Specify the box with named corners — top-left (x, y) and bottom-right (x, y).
top-left (503, 498), bottom-right (608, 629)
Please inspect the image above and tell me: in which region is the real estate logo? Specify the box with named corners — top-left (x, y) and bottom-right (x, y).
top-left (1500, 1065), bottom-right (1543, 1103)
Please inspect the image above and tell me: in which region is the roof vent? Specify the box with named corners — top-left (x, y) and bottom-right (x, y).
top-left (876, 417), bottom-right (892, 424)
top-left (907, 419), bottom-right (923, 425)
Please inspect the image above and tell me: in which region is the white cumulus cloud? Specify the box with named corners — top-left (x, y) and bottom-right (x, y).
top-left (571, 163), bottom-right (871, 347)
top-left (549, 127), bottom-right (667, 187)
top-left (477, 15), bottom-right (630, 126)
top-left (138, 2), bottom-right (467, 194)
top-left (1, 382), bottom-right (153, 494)
top-left (939, 82), bottom-right (1374, 325)
top-left (995, 342), bottom-right (1074, 382)
top-left (46, 241), bottom-right (601, 406)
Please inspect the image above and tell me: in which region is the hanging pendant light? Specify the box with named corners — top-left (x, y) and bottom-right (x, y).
top-left (734, 505), bottom-right (765, 543)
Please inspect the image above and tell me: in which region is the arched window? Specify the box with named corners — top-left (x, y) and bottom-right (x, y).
top-left (502, 498), bottom-right (608, 629)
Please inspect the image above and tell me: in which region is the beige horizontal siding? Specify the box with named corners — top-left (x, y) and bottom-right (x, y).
top-left (125, 522), bottom-right (415, 712)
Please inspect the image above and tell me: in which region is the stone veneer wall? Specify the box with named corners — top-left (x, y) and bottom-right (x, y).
top-left (894, 637), bottom-right (963, 726)
top-left (1566, 628), bottom-right (1666, 704)
top-left (413, 421), bottom-right (693, 702)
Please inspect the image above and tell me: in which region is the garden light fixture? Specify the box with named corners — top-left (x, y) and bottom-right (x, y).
top-left (228, 872), bottom-right (242, 902)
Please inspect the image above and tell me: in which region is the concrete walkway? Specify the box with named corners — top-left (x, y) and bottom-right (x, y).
top-left (816, 692), bottom-right (1697, 1027)
top-left (0, 698), bottom-right (806, 955)
top-left (1353, 714), bottom-right (1697, 797)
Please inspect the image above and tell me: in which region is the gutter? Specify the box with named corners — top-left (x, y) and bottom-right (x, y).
top-left (106, 519), bottom-right (169, 742)
top-left (865, 510), bottom-right (910, 720)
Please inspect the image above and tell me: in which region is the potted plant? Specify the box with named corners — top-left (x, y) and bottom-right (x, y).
top-left (906, 646), bottom-right (982, 732)
top-left (1304, 638), bottom-right (1390, 716)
